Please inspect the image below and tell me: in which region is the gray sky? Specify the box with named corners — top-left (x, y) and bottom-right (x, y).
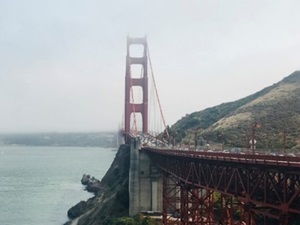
top-left (0, 0), bottom-right (299, 133)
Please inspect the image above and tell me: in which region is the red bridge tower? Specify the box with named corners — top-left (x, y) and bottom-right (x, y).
top-left (124, 36), bottom-right (148, 139)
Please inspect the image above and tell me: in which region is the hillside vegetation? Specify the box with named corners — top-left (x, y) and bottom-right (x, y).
top-left (170, 71), bottom-right (300, 152)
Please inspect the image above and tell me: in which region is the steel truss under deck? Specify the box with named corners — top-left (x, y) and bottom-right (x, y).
top-left (144, 148), bottom-right (300, 225)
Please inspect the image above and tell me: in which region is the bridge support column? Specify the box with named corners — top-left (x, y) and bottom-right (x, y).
top-left (129, 138), bottom-right (162, 216)
top-left (129, 138), bottom-right (140, 216)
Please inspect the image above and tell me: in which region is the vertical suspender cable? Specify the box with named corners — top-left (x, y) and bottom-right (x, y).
top-left (149, 67), bottom-right (157, 135)
top-left (147, 45), bottom-right (169, 139)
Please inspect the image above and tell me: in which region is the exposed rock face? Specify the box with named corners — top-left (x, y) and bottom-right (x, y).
top-left (81, 174), bottom-right (102, 193)
top-left (81, 174), bottom-right (91, 185)
top-left (65, 144), bottom-right (130, 225)
top-left (67, 201), bottom-right (90, 219)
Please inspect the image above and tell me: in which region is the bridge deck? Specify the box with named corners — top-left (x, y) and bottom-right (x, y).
top-left (143, 147), bottom-right (300, 168)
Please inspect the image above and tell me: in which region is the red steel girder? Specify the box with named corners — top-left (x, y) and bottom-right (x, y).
top-left (162, 172), bottom-right (214, 225)
top-left (145, 148), bottom-right (300, 225)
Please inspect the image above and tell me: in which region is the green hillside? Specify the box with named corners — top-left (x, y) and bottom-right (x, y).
top-left (169, 71), bottom-right (300, 152)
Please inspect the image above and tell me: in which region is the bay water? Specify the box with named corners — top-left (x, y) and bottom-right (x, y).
top-left (0, 146), bottom-right (117, 225)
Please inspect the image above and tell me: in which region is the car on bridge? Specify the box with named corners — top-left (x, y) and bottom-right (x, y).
top-left (230, 147), bottom-right (242, 153)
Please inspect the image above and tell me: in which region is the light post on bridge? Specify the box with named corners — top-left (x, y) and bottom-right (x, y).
top-left (251, 122), bottom-right (261, 154)
top-left (191, 128), bottom-right (203, 150)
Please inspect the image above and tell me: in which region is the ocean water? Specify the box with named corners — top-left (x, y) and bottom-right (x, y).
top-left (0, 146), bottom-right (117, 225)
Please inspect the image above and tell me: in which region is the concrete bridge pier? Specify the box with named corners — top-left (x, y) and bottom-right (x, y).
top-left (129, 137), bottom-right (162, 216)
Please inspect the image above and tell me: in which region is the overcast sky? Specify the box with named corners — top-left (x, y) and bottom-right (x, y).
top-left (0, 0), bottom-right (299, 133)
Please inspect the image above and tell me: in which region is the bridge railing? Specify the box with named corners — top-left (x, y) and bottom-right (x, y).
top-left (142, 147), bottom-right (300, 168)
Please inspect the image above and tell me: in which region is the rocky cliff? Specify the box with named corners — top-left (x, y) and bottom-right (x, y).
top-left (65, 144), bottom-right (130, 225)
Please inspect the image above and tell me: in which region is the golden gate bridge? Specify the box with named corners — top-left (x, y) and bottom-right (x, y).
top-left (121, 36), bottom-right (300, 225)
